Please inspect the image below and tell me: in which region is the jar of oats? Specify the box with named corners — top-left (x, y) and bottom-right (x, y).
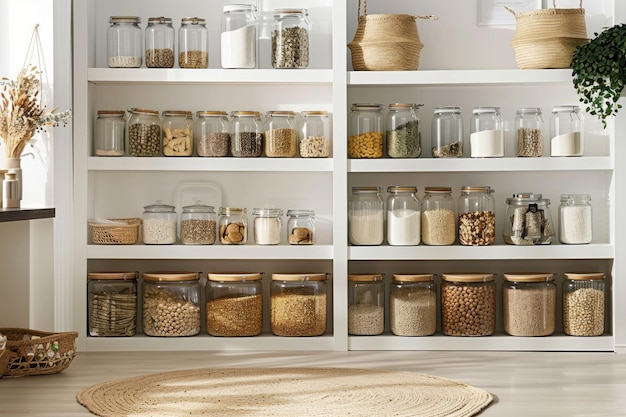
top-left (441, 273), bottom-right (496, 336)
top-left (142, 202), bottom-right (177, 244)
top-left (180, 204), bottom-right (217, 245)
top-left (563, 272), bottom-right (606, 336)
top-left (195, 111), bottom-right (230, 157)
top-left (162, 110), bottom-right (193, 156)
top-left (264, 111), bottom-right (298, 157)
top-left (218, 207), bottom-right (247, 245)
top-left (300, 111), bottom-right (331, 158)
top-left (390, 274), bottom-right (436, 336)
top-left (458, 186), bottom-right (495, 246)
top-left (421, 187), bottom-right (456, 246)
top-left (348, 273), bottom-right (385, 335)
top-left (503, 273), bottom-right (556, 337)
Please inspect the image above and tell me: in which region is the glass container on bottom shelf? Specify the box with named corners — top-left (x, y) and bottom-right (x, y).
top-left (502, 273), bottom-right (556, 337)
top-left (88, 272), bottom-right (137, 337)
top-left (563, 272), bottom-right (606, 336)
top-left (286, 209), bottom-right (315, 244)
top-left (390, 274), bottom-right (436, 336)
top-left (503, 193), bottom-right (555, 245)
top-left (386, 186), bottom-right (420, 246)
top-left (550, 105), bottom-right (584, 156)
top-left (458, 186), bottom-right (495, 246)
top-left (349, 186), bottom-right (384, 246)
top-left (348, 274), bottom-right (385, 336)
top-left (421, 186), bottom-right (456, 246)
top-left (441, 273), bottom-right (495, 336)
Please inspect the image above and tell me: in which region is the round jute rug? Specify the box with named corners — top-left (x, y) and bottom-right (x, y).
top-left (77, 367), bottom-right (493, 417)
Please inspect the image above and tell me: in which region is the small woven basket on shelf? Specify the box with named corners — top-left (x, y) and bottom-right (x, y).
top-left (89, 218), bottom-right (141, 245)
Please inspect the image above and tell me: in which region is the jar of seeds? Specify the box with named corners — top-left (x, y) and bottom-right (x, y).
top-left (441, 273), bottom-right (496, 336)
top-left (386, 103), bottom-right (422, 158)
top-left (348, 273), bottom-right (385, 335)
top-left (107, 16), bottom-right (142, 68)
top-left (253, 208), bottom-right (283, 245)
top-left (286, 209), bottom-right (315, 245)
top-left (94, 110), bottom-right (126, 156)
top-left (432, 106), bottom-right (463, 158)
top-left (162, 110), bottom-right (193, 156)
top-left (470, 107), bottom-right (504, 158)
top-left (563, 272), bottom-right (606, 336)
top-left (559, 193), bottom-right (592, 244)
top-left (271, 9), bottom-right (310, 69)
top-left (206, 272), bottom-right (263, 337)
top-left (127, 108), bottom-right (161, 156)
top-left (503, 273), bottom-right (556, 336)
top-left (219, 207), bottom-right (247, 245)
top-left (88, 271), bottom-right (137, 337)
top-left (390, 274), bottom-right (437, 336)
top-left (300, 111), bottom-right (331, 158)
top-left (458, 186), bottom-right (495, 246)
top-left (145, 17), bottom-right (175, 68)
top-left (142, 272), bottom-right (201, 337)
top-left (503, 193), bottom-right (554, 245)
top-left (142, 202), bottom-right (177, 244)
top-left (421, 187), bottom-right (456, 246)
top-left (264, 111), bottom-right (298, 157)
top-left (195, 111), bottom-right (230, 157)
top-left (349, 103), bottom-right (384, 159)
top-left (515, 107), bottom-right (544, 157)
top-left (180, 204), bottom-right (217, 245)
top-left (231, 111), bottom-right (263, 157)
top-left (179, 17), bottom-right (208, 68)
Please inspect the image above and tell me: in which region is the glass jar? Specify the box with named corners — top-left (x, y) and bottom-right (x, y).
top-left (142, 272), bottom-right (201, 337)
top-left (386, 103), bottom-right (422, 158)
top-left (94, 110), bottom-right (126, 156)
top-left (271, 9), bottom-right (310, 69)
top-left (253, 208), bottom-right (283, 245)
top-left (221, 4), bottom-right (257, 69)
top-left (127, 108), bottom-right (161, 157)
top-left (107, 16), bottom-right (142, 68)
top-left (421, 187), bottom-right (456, 246)
top-left (349, 186), bottom-right (384, 246)
top-left (206, 272), bottom-right (263, 336)
top-left (390, 274), bottom-right (437, 336)
top-left (348, 273), bottom-right (385, 335)
top-left (88, 271), bottom-right (137, 337)
top-left (230, 111), bottom-right (263, 157)
top-left (219, 207), bottom-right (247, 245)
top-left (441, 273), bottom-right (496, 336)
top-left (503, 273), bottom-right (556, 336)
top-left (386, 186), bottom-right (420, 246)
top-left (348, 103), bottom-right (384, 159)
top-left (180, 204), bottom-right (217, 245)
top-left (270, 273), bottom-right (328, 336)
top-left (470, 107), bottom-right (504, 158)
top-left (515, 107), bottom-right (544, 157)
top-left (142, 202), bottom-right (177, 244)
top-left (161, 110), bottom-right (193, 156)
top-left (145, 17), bottom-right (175, 68)
top-left (551, 105), bottom-right (584, 156)
top-left (458, 186), bottom-right (495, 246)
top-left (286, 209), bottom-right (315, 245)
top-left (195, 111), bottom-right (230, 157)
top-left (559, 193), bottom-right (592, 244)
top-left (432, 106), bottom-right (463, 158)
top-left (563, 272), bottom-right (606, 336)
top-left (503, 193), bottom-right (555, 245)
top-left (300, 111), bottom-right (331, 158)
top-left (264, 111), bottom-right (298, 157)
top-left (179, 17), bottom-right (208, 68)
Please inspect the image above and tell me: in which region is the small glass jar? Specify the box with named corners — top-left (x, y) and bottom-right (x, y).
top-left (180, 204), bottom-right (217, 245)
top-left (563, 272), bottom-right (606, 336)
top-left (88, 271), bottom-right (137, 337)
top-left (142, 202), bottom-right (177, 244)
top-left (127, 108), bottom-right (161, 157)
top-left (348, 103), bottom-right (384, 159)
top-left (206, 272), bottom-right (263, 336)
top-left (515, 107), bottom-right (544, 157)
top-left (286, 209), bottom-right (315, 245)
top-left (219, 207), bottom-right (247, 245)
top-left (230, 111), bottom-right (263, 157)
top-left (264, 111), bottom-right (298, 157)
top-left (386, 103), bottom-right (422, 158)
top-left (145, 17), bottom-right (175, 68)
top-left (503, 273), bottom-right (556, 336)
top-left (390, 274), bottom-right (437, 336)
top-left (503, 193), bottom-right (555, 245)
top-left (432, 106), bottom-right (463, 158)
top-left (94, 110), bottom-right (126, 156)
top-left (300, 111), bottom-right (331, 158)
top-left (221, 4), bottom-right (257, 69)
top-left (470, 107), bottom-right (504, 158)
top-left (386, 186), bottom-right (420, 246)
top-left (179, 17), bottom-right (208, 68)
top-left (142, 272), bottom-right (201, 337)
top-left (107, 16), bottom-right (142, 68)
top-left (551, 105), bottom-right (584, 156)
top-left (271, 9), bottom-right (310, 69)
top-left (421, 187), bottom-right (456, 246)
top-left (348, 273), bottom-right (385, 336)
top-left (161, 110), bottom-right (193, 156)
top-left (253, 208), bottom-right (283, 245)
top-left (270, 273), bottom-right (328, 336)
top-left (559, 194), bottom-right (592, 244)
top-left (349, 186), bottom-right (384, 246)
top-left (458, 186), bottom-right (495, 246)
top-left (195, 111), bottom-right (230, 157)
top-left (441, 273), bottom-right (496, 336)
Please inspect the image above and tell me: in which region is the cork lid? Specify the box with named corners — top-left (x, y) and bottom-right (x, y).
top-left (208, 272), bottom-right (262, 282)
top-left (88, 272), bottom-right (137, 280)
top-left (272, 273), bottom-right (327, 281)
top-left (564, 272), bottom-right (605, 280)
top-left (348, 273), bottom-right (385, 282)
top-left (503, 273), bottom-right (554, 282)
top-left (392, 274), bottom-right (434, 283)
top-left (143, 272), bottom-right (200, 282)
top-left (442, 273), bottom-right (494, 283)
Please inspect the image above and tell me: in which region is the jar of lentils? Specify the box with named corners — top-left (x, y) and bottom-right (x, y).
top-left (349, 103), bottom-right (384, 159)
top-left (386, 103), bottom-right (422, 158)
top-left (219, 207), bottom-right (247, 245)
top-left (348, 273), bottom-right (385, 335)
top-left (179, 17), bottom-right (208, 68)
top-left (142, 202), bottom-right (177, 244)
top-left (515, 107), bottom-right (544, 157)
top-left (195, 111), bottom-right (230, 157)
top-left (421, 187), bottom-right (456, 246)
top-left (458, 186), bottom-right (495, 246)
top-left (264, 111), bottom-right (298, 157)
top-left (286, 209), bottom-right (315, 245)
top-left (349, 186), bottom-right (384, 246)
top-left (88, 271), bottom-right (137, 337)
top-left (107, 16), bottom-right (142, 68)
top-left (300, 111), bottom-right (331, 158)
top-left (127, 108), bottom-right (161, 156)
top-left (180, 204), bottom-right (217, 245)
top-left (253, 208), bottom-right (283, 245)
top-left (432, 106), bottom-right (463, 158)
top-left (563, 272), bottom-right (606, 336)
top-left (441, 273), bottom-right (496, 336)
top-left (390, 274), bottom-right (437, 337)
top-left (231, 111), bottom-right (263, 157)
top-left (94, 110), bottom-right (126, 156)
top-left (162, 110), bottom-right (193, 156)
top-left (559, 193), bottom-right (592, 244)
top-left (271, 9), bottom-right (310, 69)
top-left (145, 17), bottom-right (175, 68)
top-left (142, 272), bottom-right (201, 337)
top-left (503, 273), bottom-right (556, 337)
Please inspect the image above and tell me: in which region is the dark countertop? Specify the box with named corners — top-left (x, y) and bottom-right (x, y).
top-left (0, 208), bottom-right (55, 223)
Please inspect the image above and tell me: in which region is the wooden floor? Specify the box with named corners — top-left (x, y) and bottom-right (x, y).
top-left (0, 350), bottom-right (625, 416)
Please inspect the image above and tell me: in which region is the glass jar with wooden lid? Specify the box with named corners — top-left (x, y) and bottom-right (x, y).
top-left (503, 272), bottom-right (556, 337)
top-left (441, 273), bottom-right (496, 336)
top-left (348, 273), bottom-right (385, 335)
top-left (88, 271), bottom-right (138, 337)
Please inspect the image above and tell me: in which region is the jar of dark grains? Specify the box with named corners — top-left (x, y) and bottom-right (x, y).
top-left (94, 110), bottom-right (126, 156)
top-left (206, 272), bottom-right (263, 337)
top-left (180, 204), bottom-right (217, 245)
top-left (179, 17), bottom-right (208, 68)
top-left (142, 272), bottom-right (201, 337)
top-left (503, 193), bottom-right (554, 245)
top-left (145, 17), bottom-right (175, 68)
top-left (559, 193), bottom-right (592, 244)
top-left (432, 106), bottom-right (463, 158)
top-left (107, 16), bottom-right (142, 68)
top-left (390, 274), bottom-right (437, 337)
top-left (270, 273), bottom-right (328, 336)
top-left (503, 273), bottom-right (556, 337)
top-left (253, 208), bottom-right (283, 245)
top-left (386, 103), bottom-right (422, 158)
top-left (219, 207), bottom-right (248, 245)
top-left (264, 110), bottom-right (298, 157)
top-left (348, 274), bottom-right (385, 335)
top-left (515, 107), bottom-right (544, 157)
top-left (162, 110), bottom-right (193, 156)
top-left (349, 103), bottom-right (384, 159)
top-left (230, 111), bottom-right (263, 157)
top-left (88, 271), bottom-right (137, 337)
top-left (458, 186), bottom-right (495, 246)
top-left (286, 209), bottom-right (315, 245)
top-left (300, 111), bottom-right (331, 158)
top-left (271, 9), bottom-right (310, 69)
top-left (127, 108), bottom-right (161, 157)
top-left (421, 187), bottom-right (456, 246)
top-left (563, 272), bottom-right (606, 336)
top-left (142, 202), bottom-right (177, 244)
top-left (441, 273), bottom-right (496, 336)
top-left (349, 186), bottom-right (384, 246)
top-left (195, 111), bottom-right (230, 157)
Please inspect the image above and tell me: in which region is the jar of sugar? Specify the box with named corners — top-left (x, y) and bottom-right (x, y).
top-left (559, 193), bottom-right (592, 244)
top-left (550, 105), bottom-right (584, 156)
top-left (470, 107), bottom-right (504, 157)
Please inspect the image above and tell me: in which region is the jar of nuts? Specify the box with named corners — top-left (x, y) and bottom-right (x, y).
top-left (286, 209), bottom-right (315, 245)
top-left (441, 273), bottom-right (496, 337)
top-left (180, 204), bottom-right (217, 245)
top-left (458, 186), bottom-right (495, 246)
top-left (88, 271), bottom-right (138, 337)
top-left (264, 111), bottom-right (298, 157)
top-left (421, 187), bottom-right (456, 246)
top-left (162, 110), bottom-right (193, 156)
top-left (300, 111), bottom-right (331, 158)
top-left (127, 108), bottom-right (161, 157)
top-left (271, 9), bottom-right (310, 69)
top-left (219, 207), bottom-right (248, 245)
top-left (145, 17), bottom-right (175, 68)
top-left (195, 111), bottom-right (230, 157)
top-left (142, 202), bottom-right (177, 244)
top-left (563, 272), bottom-right (606, 337)
top-left (515, 107), bottom-right (544, 157)
top-left (253, 208), bottom-right (283, 245)
top-left (179, 17), bottom-right (208, 68)
top-left (390, 274), bottom-right (437, 337)
top-left (503, 273), bottom-right (556, 337)
top-left (230, 111), bottom-right (263, 157)
top-left (348, 273), bottom-right (385, 336)
top-left (349, 103), bottom-right (384, 159)
top-left (349, 186), bottom-right (384, 246)
top-left (432, 106), bottom-right (463, 158)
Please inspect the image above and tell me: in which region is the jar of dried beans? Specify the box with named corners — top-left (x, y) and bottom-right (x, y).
top-left (386, 103), bottom-right (422, 158)
top-left (94, 110), bottom-right (126, 156)
top-left (264, 111), bottom-right (298, 157)
top-left (515, 107), bottom-right (544, 157)
top-left (180, 204), bottom-right (217, 245)
top-left (458, 186), bottom-right (495, 246)
top-left (349, 103), bottom-right (384, 159)
top-left (470, 107), bottom-right (504, 158)
top-left (503, 193), bottom-right (554, 245)
top-left (286, 209), bottom-right (315, 245)
top-left (563, 272), bottom-right (606, 336)
top-left (300, 111), bottom-right (331, 158)
top-left (421, 187), bottom-right (456, 246)
top-left (195, 111), bottom-right (230, 157)
top-left (107, 16), bottom-right (142, 68)
top-left (142, 202), bottom-right (177, 244)
top-left (559, 193), bottom-right (592, 244)
top-left (253, 208), bottom-right (283, 245)
top-left (271, 9), bottom-right (310, 69)
top-left (349, 186), bottom-right (384, 246)
top-left (348, 274), bottom-right (385, 335)
top-left (503, 273), bottom-right (556, 337)
top-left (230, 111), bottom-right (263, 157)
top-left (145, 17), bottom-right (175, 68)
top-left (162, 110), bottom-right (193, 156)
top-left (432, 106), bottom-right (463, 158)
top-left (441, 273), bottom-right (496, 336)
top-left (88, 271), bottom-right (137, 337)
top-left (127, 108), bottom-right (161, 157)
top-left (390, 274), bottom-right (436, 336)
top-left (219, 207), bottom-right (247, 245)
top-left (179, 17), bottom-right (208, 68)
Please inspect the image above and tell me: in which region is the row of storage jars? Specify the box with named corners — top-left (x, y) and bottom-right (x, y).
top-left (94, 109), bottom-right (331, 158)
top-left (350, 186), bottom-right (592, 246)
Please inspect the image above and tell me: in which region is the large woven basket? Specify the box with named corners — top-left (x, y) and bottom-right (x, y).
top-left (89, 218), bottom-right (141, 245)
top-left (507, 0), bottom-right (588, 69)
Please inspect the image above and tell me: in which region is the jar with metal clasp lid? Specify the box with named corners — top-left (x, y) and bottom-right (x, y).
top-left (349, 186), bottom-right (384, 246)
top-left (142, 201), bottom-right (177, 244)
top-left (94, 110), bottom-right (126, 156)
top-left (219, 207), bottom-right (247, 245)
top-left (349, 103), bottom-right (384, 158)
top-left (386, 103), bottom-right (422, 158)
top-left (559, 193), bottom-right (592, 244)
top-left (180, 203), bottom-right (217, 245)
top-left (286, 209), bottom-right (315, 245)
top-left (390, 273), bottom-right (437, 336)
top-left (231, 111), bottom-right (263, 157)
top-left (195, 111), bottom-right (230, 157)
top-left (162, 110), bottom-right (193, 156)
top-left (421, 186), bottom-right (456, 245)
top-left (300, 111), bottom-right (331, 158)
top-left (563, 272), bottom-right (606, 336)
top-left (145, 17), bottom-right (175, 68)
top-left (503, 273), bottom-right (556, 336)
top-left (386, 186), bottom-right (420, 246)
top-left (271, 9), bottom-right (310, 69)
top-left (264, 111), bottom-right (298, 157)
top-left (515, 107), bottom-right (544, 157)
top-left (179, 17), bottom-right (208, 68)
top-left (348, 273), bottom-right (385, 335)
top-left (458, 186), bottom-right (495, 246)
top-left (432, 106), bottom-right (463, 157)
top-left (221, 4), bottom-right (258, 69)
top-left (503, 192), bottom-right (554, 245)
top-left (551, 105), bottom-right (584, 156)
top-left (470, 106), bottom-right (504, 157)
top-left (253, 208), bottom-right (283, 245)
top-left (441, 273), bottom-right (496, 336)
top-left (107, 16), bottom-right (142, 68)
top-left (88, 271), bottom-right (138, 337)
top-left (127, 108), bottom-right (161, 156)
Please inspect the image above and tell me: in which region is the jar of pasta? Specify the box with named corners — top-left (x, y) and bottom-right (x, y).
top-left (348, 103), bottom-right (384, 159)
top-left (162, 110), bottom-right (193, 156)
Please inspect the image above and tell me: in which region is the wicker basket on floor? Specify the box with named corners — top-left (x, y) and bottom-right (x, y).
top-left (89, 218), bottom-right (141, 245)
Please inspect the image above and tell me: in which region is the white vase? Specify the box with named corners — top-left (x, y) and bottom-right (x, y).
top-left (0, 157), bottom-right (22, 208)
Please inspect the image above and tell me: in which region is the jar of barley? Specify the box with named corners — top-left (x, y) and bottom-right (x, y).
top-left (441, 273), bottom-right (496, 336)
top-left (264, 111), bottom-right (298, 157)
top-left (563, 272), bottom-right (606, 336)
top-left (503, 273), bottom-right (556, 337)
top-left (390, 274), bottom-right (436, 336)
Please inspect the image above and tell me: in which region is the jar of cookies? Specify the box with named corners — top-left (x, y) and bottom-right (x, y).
top-left (219, 207), bottom-right (248, 245)
top-left (286, 209), bottom-right (315, 245)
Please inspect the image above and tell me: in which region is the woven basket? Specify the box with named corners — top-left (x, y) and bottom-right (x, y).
top-left (1, 328), bottom-right (78, 377)
top-left (89, 218), bottom-right (141, 245)
top-left (507, 0), bottom-right (588, 69)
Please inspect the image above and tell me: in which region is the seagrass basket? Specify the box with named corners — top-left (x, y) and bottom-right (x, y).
top-left (89, 218), bottom-right (141, 245)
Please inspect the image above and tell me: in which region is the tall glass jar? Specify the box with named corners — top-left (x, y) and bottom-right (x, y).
top-left (221, 4), bottom-right (257, 69)
top-left (386, 103), bottom-right (422, 158)
top-left (458, 186), bottom-right (495, 246)
top-left (127, 108), bottom-right (161, 157)
top-left (349, 186), bottom-right (384, 246)
top-left (253, 208), bottom-right (283, 245)
top-left (195, 111), bottom-right (230, 157)
top-left (432, 106), bottom-right (463, 158)
top-left (563, 272), bottom-right (606, 336)
top-left (504, 193), bottom-right (555, 245)
top-left (145, 17), bottom-right (175, 68)
top-left (551, 105), bottom-right (584, 156)
top-left (219, 207), bottom-right (247, 245)
top-left (162, 110), bottom-right (193, 156)
top-left (300, 111), bottom-right (331, 158)
top-left (264, 111), bottom-right (298, 157)
top-left (180, 204), bottom-right (217, 245)
top-left (386, 186), bottom-right (420, 246)
top-left (421, 186), bottom-right (456, 245)
top-left (515, 107), bottom-right (544, 157)
top-left (107, 16), bottom-right (142, 68)
top-left (179, 17), bottom-right (208, 68)
top-left (390, 273), bottom-right (437, 336)
top-left (286, 209), bottom-right (315, 245)
top-left (470, 107), bottom-right (504, 157)
top-left (94, 110), bottom-right (126, 156)
top-left (271, 9), bottom-right (310, 69)
top-left (88, 271), bottom-right (137, 337)
top-left (348, 273), bottom-right (385, 335)
top-left (230, 111), bottom-right (263, 157)
top-left (142, 202), bottom-right (177, 244)
top-left (349, 103), bottom-right (384, 159)
top-left (503, 273), bottom-right (556, 336)
top-left (559, 193), bottom-right (592, 244)
top-left (441, 273), bottom-right (496, 336)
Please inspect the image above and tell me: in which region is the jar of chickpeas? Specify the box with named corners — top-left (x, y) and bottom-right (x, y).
top-left (348, 103), bottom-right (384, 159)
top-left (441, 273), bottom-right (496, 336)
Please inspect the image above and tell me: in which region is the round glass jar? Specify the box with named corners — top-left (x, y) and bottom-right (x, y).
top-left (386, 103), bottom-right (422, 158)
top-left (219, 207), bottom-right (247, 245)
top-left (503, 193), bottom-right (555, 245)
top-left (271, 9), bottom-right (310, 69)
top-left (145, 17), bottom-right (175, 68)
top-left (180, 204), bottom-right (217, 245)
top-left (441, 273), bottom-right (496, 336)
top-left (142, 202), bottom-right (177, 244)
top-left (162, 110), bottom-right (193, 156)
top-left (348, 103), bottom-right (384, 159)
top-left (195, 111), bottom-right (230, 157)
top-left (432, 106), bottom-right (463, 158)
top-left (142, 272), bottom-right (201, 337)
top-left (127, 108), bottom-right (161, 157)
top-left (515, 107), bottom-right (544, 157)
top-left (390, 273), bottom-right (437, 336)
top-left (300, 111), bottom-right (331, 158)
top-left (348, 273), bottom-right (385, 336)
top-left (458, 186), bottom-right (495, 246)
top-left (206, 272), bottom-right (263, 336)
top-left (503, 273), bottom-right (556, 336)
top-left (107, 16), bottom-right (142, 68)
top-left (270, 273), bottom-right (328, 336)
top-left (563, 272), bottom-right (606, 336)
top-left (559, 193), bottom-right (592, 244)
top-left (94, 110), bottom-right (126, 156)
top-left (421, 186), bottom-right (456, 246)
top-left (551, 105), bottom-right (584, 156)
top-left (88, 271), bottom-right (137, 337)
top-left (349, 186), bottom-right (384, 246)
top-left (286, 209), bottom-right (315, 245)
top-left (179, 17), bottom-right (208, 68)
top-left (470, 106), bottom-right (504, 158)
top-left (253, 208), bottom-right (283, 245)
top-left (230, 111), bottom-right (263, 157)
top-left (264, 111), bottom-right (298, 157)
top-left (386, 186), bottom-right (420, 246)
top-left (221, 4), bottom-right (257, 69)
